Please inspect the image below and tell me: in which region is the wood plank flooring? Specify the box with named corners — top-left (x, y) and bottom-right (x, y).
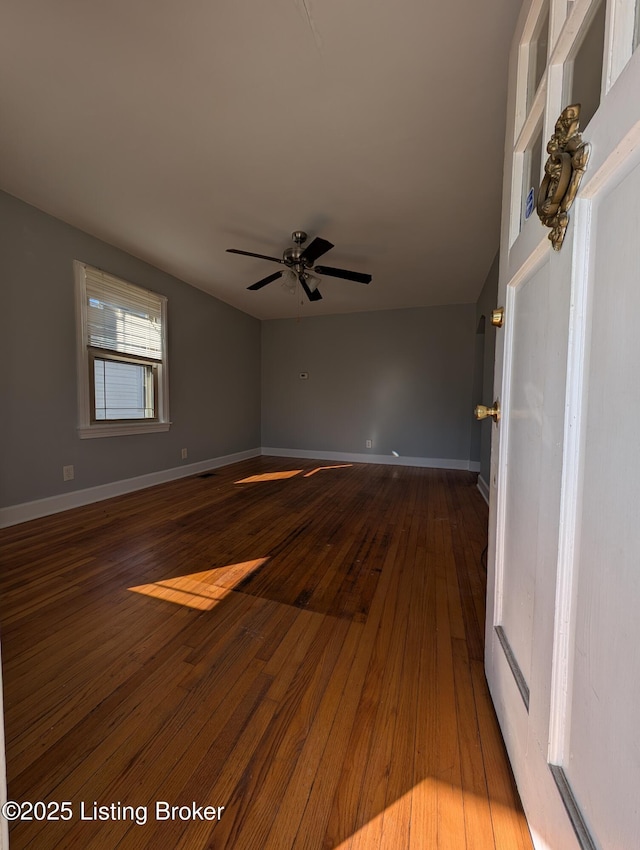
top-left (0, 457), bottom-right (533, 849)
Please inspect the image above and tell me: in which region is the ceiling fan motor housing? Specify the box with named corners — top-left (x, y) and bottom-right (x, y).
top-left (283, 231), bottom-right (312, 269)
top-left (282, 246), bottom-right (306, 266)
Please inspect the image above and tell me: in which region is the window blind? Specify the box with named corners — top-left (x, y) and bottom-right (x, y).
top-left (85, 267), bottom-right (164, 361)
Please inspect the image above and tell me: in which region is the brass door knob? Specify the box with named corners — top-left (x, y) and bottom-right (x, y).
top-left (491, 307), bottom-right (504, 328)
top-left (475, 400), bottom-right (500, 422)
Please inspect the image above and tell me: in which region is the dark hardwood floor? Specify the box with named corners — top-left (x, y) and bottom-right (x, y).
top-left (0, 457), bottom-right (533, 849)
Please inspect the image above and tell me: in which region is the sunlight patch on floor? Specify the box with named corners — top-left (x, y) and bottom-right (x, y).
top-left (330, 776), bottom-right (530, 849)
top-left (303, 464), bottom-right (353, 477)
top-left (235, 470), bottom-right (302, 483)
top-left (128, 558), bottom-right (269, 610)
top-left (332, 786), bottom-right (415, 850)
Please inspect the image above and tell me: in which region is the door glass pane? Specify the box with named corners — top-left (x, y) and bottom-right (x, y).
top-left (521, 125), bottom-right (544, 230)
top-left (528, 3), bottom-right (550, 110)
top-left (570, 1), bottom-right (606, 129)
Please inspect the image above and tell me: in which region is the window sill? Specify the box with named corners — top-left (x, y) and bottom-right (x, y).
top-left (78, 422), bottom-right (171, 439)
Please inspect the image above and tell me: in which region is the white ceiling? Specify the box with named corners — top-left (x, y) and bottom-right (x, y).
top-left (0, 0), bottom-right (521, 320)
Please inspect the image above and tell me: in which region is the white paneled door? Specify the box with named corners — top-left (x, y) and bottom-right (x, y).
top-left (486, 2), bottom-right (640, 849)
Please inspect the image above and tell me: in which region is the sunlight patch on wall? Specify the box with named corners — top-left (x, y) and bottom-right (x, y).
top-left (129, 558), bottom-right (269, 610)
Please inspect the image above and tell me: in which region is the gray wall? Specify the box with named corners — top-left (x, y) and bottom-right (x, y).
top-left (0, 192), bottom-right (261, 508)
top-left (474, 252), bottom-right (500, 486)
top-left (469, 315), bottom-right (485, 465)
top-left (0, 189), bottom-right (497, 512)
top-left (261, 305), bottom-right (477, 462)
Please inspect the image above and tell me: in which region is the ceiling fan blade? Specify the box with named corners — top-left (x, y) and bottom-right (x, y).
top-left (314, 265), bottom-right (372, 284)
top-left (247, 271), bottom-right (283, 290)
top-left (227, 248), bottom-right (284, 264)
top-left (300, 237), bottom-right (334, 265)
top-left (299, 275), bottom-right (322, 301)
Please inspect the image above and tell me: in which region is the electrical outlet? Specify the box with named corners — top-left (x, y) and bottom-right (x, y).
top-left (366, 440), bottom-right (372, 449)
top-left (63, 465), bottom-right (74, 481)
top-left (181, 448), bottom-right (188, 460)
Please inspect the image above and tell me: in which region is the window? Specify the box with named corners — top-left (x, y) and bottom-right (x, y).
top-left (75, 261), bottom-right (170, 438)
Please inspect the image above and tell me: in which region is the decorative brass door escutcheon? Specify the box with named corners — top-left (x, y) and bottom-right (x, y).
top-left (475, 400), bottom-right (500, 422)
top-left (491, 307), bottom-right (504, 328)
top-left (536, 104), bottom-right (590, 251)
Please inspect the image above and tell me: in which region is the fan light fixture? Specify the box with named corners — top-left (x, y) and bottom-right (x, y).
top-left (304, 273), bottom-right (321, 293)
top-left (281, 270), bottom-right (297, 294)
top-left (281, 269), bottom-right (320, 296)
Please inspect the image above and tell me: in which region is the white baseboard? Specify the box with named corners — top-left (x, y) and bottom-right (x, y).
top-left (262, 447), bottom-right (480, 472)
top-left (0, 448), bottom-right (261, 528)
top-left (477, 474), bottom-right (490, 505)
top-left (1, 447), bottom-right (481, 528)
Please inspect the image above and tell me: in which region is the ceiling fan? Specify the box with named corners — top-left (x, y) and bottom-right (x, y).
top-left (226, 230), bottom-right (372, 301)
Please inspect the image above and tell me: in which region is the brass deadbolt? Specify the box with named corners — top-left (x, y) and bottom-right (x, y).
top-left (491, 307), bottom-right (504, 328)
top-left (475, 400), bottom-right (500, 422)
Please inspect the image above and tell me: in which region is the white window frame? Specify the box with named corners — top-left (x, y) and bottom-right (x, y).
top-left (74, 260), bottom-right (170, 438)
